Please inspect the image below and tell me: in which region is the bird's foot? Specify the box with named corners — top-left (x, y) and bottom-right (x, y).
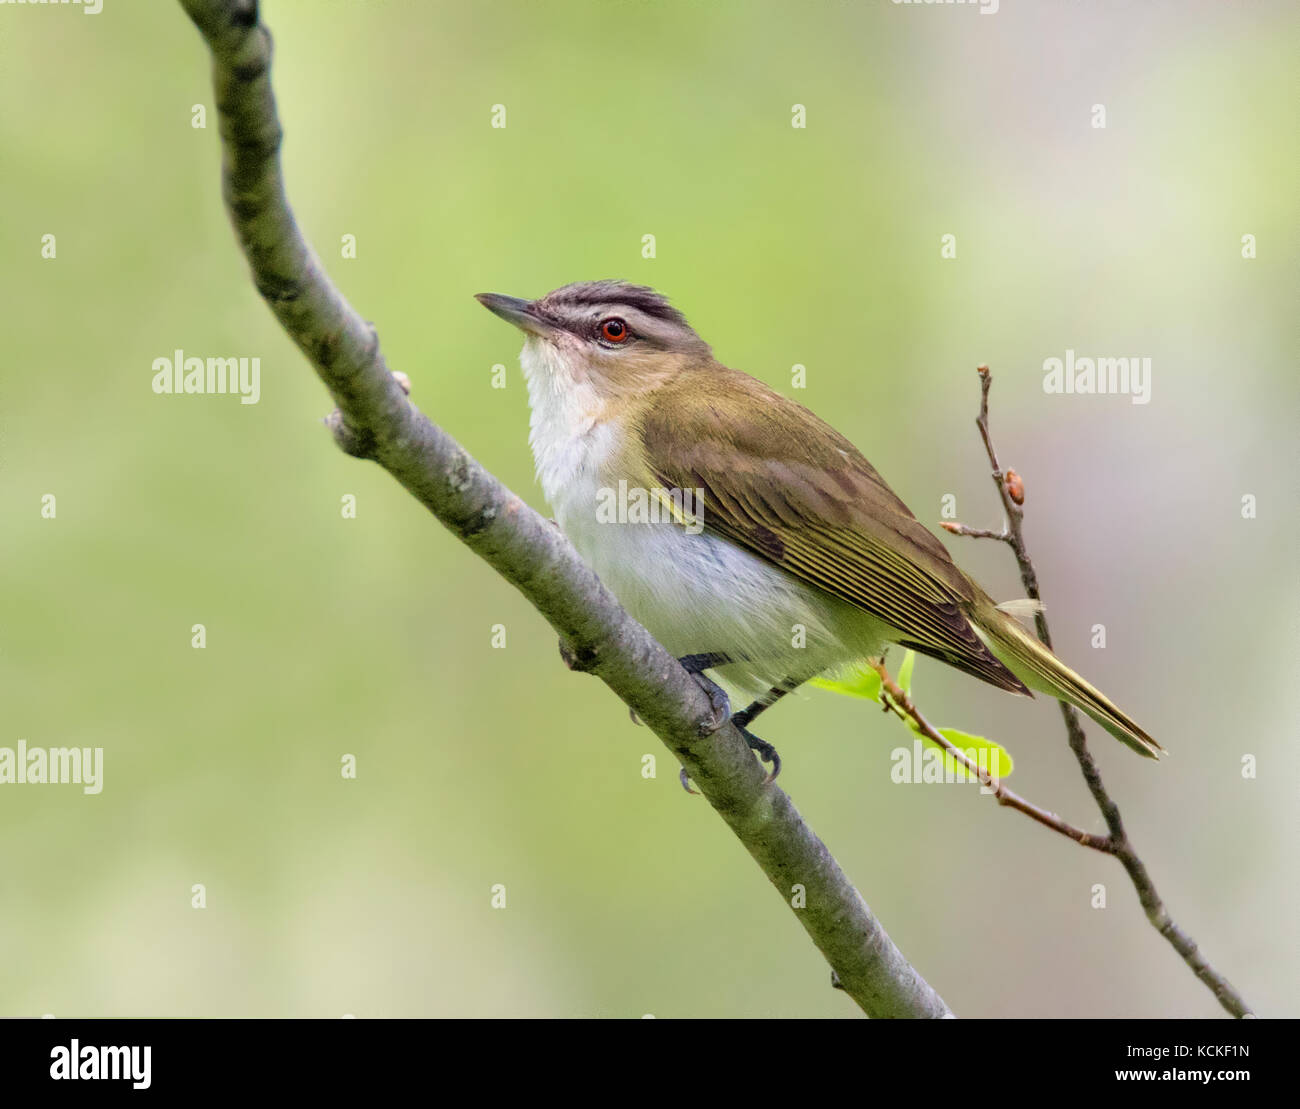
top-left (674, 653), bottom-right (780, 789)
top-left (689, 672), bottom-right (732, 736)
top-left (680, 722), bottom-right (781, 792)
top-left (736, 723), bottom-right (781, 783)
top-left (678, 668), bottom-right (730, 795)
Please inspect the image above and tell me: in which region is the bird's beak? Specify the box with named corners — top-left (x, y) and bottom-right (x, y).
top-left (475, 292), bottom-right (557, 339)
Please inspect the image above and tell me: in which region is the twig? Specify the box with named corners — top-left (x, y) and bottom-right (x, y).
top-left (942, 365), bottom-right (1253, 1019)
top-left (176, 0), bottom-right (951, 1018)
top-left (868, 660), bottom-right (1114, 853)
top-left (939, 523), bottom-right (1007, 542)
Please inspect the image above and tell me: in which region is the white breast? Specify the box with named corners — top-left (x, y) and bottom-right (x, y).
top-left (519, 339), bottom-right (885, 695)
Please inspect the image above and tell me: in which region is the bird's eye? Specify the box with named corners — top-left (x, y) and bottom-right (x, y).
top-left (600, 318), bottom-right (629, 343)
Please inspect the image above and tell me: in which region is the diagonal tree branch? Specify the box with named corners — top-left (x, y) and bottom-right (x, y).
top-left (940, 366), bottom-right (1253, 1019)
top-left (176, 0), bottom-right (950, 1019)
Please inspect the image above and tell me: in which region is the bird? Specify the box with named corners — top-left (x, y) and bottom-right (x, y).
top-left (477, 280), bottom-right (1164, 778)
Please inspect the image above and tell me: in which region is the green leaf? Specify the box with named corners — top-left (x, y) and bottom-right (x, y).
top-left (897, 650), bottom-right (916, 694)
top-left (812, 658), bottom-right (1015, 777)
top-left (912, 725), bottom-right (1014, 779)
top-left (810, 668), bottom-right (883, 704)
top-left (812, 652), bottom-right (915, 702)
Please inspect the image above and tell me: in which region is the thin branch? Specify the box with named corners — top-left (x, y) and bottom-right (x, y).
top-left (943, 365), bottom-right (1253, 1019)
top-left (176, 0), bottom-right (950, 1019)
top-left (867, 660), bottom-right (1115, 853)
top-left (939, 523), bottom-right (1007, 542)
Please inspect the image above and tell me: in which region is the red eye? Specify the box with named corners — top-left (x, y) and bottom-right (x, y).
top-left (600, 318), bottom-right (629, 343)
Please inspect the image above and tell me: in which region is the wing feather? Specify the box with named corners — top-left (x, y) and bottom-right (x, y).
top-left (639, 368), bottom-right (1029, 694)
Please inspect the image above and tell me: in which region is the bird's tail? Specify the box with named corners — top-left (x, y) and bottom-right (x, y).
top-left (973, 603), bottom-right (1165, 760)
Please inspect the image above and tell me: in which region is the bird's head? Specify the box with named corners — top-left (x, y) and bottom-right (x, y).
top-left (476, 280), bottom-right (710, 397)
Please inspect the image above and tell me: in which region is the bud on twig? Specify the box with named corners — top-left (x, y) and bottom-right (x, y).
top-left (1004, 468), bottom-right (1024, 505)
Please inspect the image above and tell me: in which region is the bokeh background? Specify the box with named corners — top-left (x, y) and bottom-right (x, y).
top-left (2, 0), bottom-right (1295, 1018)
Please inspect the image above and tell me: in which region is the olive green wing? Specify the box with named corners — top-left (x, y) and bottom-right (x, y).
top-left (639, 369), bottom-right (1028, 694)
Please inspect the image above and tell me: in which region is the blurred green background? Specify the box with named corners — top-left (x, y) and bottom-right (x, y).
top-left (2, 0), bottom-right (1295, 1018)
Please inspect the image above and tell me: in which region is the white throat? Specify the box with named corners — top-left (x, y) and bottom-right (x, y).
top-left (519, 337), bottom-right (615, 508)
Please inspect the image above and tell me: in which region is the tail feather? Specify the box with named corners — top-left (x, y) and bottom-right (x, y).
top-left (974, 609), bottom-right (1165, 759)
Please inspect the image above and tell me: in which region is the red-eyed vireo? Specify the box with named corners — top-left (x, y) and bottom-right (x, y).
top-left (477, 281), bottom-right (1163, 777)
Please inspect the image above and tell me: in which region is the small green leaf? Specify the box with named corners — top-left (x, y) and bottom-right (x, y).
top-left (897, 650), bottom-right (916, 694)
top-left (810, 668), bottom-right (883, 704)
top-left (813, 658), bottom-right (1015, 777)
top-left (914, 725), bottom-right (1014, 779)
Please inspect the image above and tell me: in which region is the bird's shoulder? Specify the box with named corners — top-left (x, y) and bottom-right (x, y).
top-left (636, 363), bottom-right (955, 571)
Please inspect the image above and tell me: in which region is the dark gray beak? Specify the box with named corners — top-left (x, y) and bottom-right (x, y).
top-left (475, 292), bottom-right (557, 338)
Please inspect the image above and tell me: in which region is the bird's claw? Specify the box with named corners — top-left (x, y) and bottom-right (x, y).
top-left (688, 671), bottom-right (731, 737)
top-left (679, 725), bottom-right (781, 795)
top-left (673, 653), bottom-right (781, 789)
top-left (737, 724), bottom-right (782, 783)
